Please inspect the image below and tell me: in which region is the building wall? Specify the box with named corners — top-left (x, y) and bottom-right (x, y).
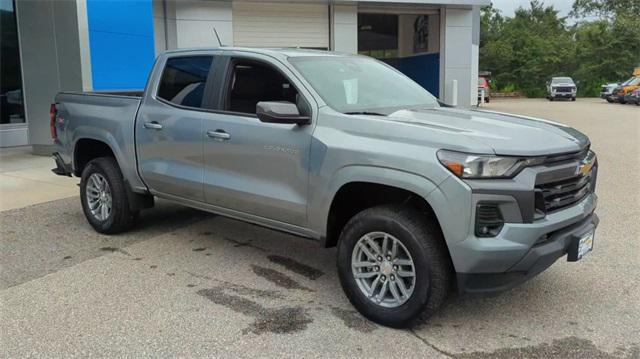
top-left (154, 0), bottom-right (233, 51)
top-left (440, 6), bottom-right (478, 107)
top-left (86, 0), bottom-right (155, 90)
top-left (331, 4), bottom-right (358, 53)
top-left (15, 0), bottom-right (84, 153)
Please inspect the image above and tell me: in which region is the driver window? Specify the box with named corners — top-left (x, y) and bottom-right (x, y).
top-left (225, 60), bottom-right (307, 115)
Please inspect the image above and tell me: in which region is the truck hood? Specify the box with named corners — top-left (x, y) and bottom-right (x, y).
top-left (384, 107), bottom-right (589, 156)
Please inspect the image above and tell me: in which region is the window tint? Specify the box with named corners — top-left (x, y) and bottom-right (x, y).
top-left (157, 56), bottom-right (213, 108)
top-left (225, 60), bottom-right (302, 115)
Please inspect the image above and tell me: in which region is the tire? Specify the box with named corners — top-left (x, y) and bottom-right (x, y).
top-left (572, 97), bottom-right (576, 101)
top-left (485, 97), bottom-right (490, 103)
top-left (549, 97), bottom-right (554, 101)
top-left (606, 98), bottom-right (614, 103)
top-left (337, 205), bottom-right (451, 328)
top-left (80, 157), bottom-right (137, 234)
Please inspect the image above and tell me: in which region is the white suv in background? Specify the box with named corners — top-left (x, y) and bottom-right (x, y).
top-left (547, 77), bottom-right (577, 101)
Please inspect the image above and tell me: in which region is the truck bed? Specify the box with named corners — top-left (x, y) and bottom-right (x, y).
top-left (54, 90), bottom-right (146, 191)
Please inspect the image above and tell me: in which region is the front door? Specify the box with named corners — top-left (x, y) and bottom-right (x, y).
top-left (136, 55), bottom-right (214, 202)
top-left (202, 56), bottom-right (314, 226)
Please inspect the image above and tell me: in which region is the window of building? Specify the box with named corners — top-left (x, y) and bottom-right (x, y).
top-left (225, 60), bottom-right (302, 115)
top-left (157, 56), bottom-right (213, 108)
top-left (0, 0), bottom-right (25, 125)
top-left (357, 13), bottom-right (399, 59)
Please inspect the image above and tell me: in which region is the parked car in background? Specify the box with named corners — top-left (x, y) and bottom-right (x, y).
top-left (477, 71), bottom-right (491, 104)
top-left (547, 77), bottom-right (577, 101)
top-left (624, 88), bottom-right (640, 106)
top-left (600, 83), bottom-right (619, 102)
top-left (477, 76), bottom-right (490, 103)
top-left (611, 76), bottom-right (640, 104)
top-left (51, 48), bottom-right (599, 328)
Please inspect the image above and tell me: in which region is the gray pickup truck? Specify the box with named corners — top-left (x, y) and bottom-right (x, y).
top-left (52, 48), bottom-right (598, 327)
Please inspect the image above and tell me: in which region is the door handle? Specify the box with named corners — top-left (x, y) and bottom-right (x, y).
top-left (143, 121), bottom-right (163, 130)
top-left (207, 130), bottom-right (231, 141)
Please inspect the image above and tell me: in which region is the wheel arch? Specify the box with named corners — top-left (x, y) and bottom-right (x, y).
top-left (73, 136), bottom-right (154, 212)
top-left (315, 166), bottom-right (447, 250)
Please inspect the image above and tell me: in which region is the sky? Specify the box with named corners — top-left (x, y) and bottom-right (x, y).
top-left (491, 0), bottom-right (575, 18)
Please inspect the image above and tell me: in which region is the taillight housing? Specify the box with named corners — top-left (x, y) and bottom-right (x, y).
top-left (50, 103), bottom-right (57, 139)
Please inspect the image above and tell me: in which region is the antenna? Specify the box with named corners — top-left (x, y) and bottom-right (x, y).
top-left (212, 28), bottom-right (223, 47)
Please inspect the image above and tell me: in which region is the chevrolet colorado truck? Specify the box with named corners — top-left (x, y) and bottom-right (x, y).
top-left (52, 48), bottom-right (599, 328)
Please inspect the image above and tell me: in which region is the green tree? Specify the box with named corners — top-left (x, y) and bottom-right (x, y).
top-left (479, 0), bottom-right (640, 98)
top-left (480, 1), bottom-right (576, 97)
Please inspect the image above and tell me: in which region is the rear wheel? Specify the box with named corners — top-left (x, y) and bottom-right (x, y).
top-left (337, 205), bottom-right (451, 328)
top-left (80, 157), bottom-right (138, 234)
top-left (571, 97), bottom-right (576, 101)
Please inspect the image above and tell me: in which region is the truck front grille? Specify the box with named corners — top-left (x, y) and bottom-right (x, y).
top-left (555, 86), bottom-right (574, 93)
top-left (535, 166), bottom-right (596, 213)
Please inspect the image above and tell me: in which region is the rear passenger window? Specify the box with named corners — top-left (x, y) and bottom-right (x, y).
top-left (157, 56), bottom-right (213, 108)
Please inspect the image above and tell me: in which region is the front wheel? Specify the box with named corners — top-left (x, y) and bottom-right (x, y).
top-left (337, 205), bottom-right (451, 328)
top-left (572, 97), bottom-right (576, 101)
top-left (80, 157), bottom-right (138, 234)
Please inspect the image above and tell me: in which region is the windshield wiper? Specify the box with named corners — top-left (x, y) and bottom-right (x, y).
top-left (343, 111), bottom-right (387, 116)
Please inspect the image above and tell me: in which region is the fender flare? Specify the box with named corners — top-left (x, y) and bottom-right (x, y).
top-left (309, 165), bottom-right (445, 242)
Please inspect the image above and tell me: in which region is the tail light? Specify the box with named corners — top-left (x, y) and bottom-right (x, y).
top-left (50, 103), bottom-right (57, 139)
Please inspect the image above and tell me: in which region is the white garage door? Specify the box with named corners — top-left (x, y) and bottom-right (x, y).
top-left (233, 2), bottom-right (329, 48)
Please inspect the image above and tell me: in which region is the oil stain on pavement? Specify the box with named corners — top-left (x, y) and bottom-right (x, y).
top-left (330, 307), bottom-right (377, 333)
top-left (197, 287), bottom-right (312, 335)
top-left (251, 265), bottom-right (313, 292)
top-left (267, 254), bottom-right (324, 280)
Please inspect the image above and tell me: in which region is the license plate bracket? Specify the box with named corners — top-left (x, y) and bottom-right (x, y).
top-left (568, 230), bottom-right (595, 262)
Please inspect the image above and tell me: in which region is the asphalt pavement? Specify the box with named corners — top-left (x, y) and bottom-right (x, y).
top-left (1, 98), bottom-right (638, 358)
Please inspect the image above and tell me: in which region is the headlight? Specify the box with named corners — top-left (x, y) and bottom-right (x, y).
top-left (437, 150), bottom-right (543, 179)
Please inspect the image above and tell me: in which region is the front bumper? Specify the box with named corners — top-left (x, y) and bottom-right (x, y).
top-left (433, 149), bottom-right (599, 295)
top-left (551, 93), bottom-right (576, 98)
top-left (457, 210), bottom-right (598, 294)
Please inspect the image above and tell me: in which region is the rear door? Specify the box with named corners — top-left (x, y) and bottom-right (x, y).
top-left (201, 53), bottom-right (316, 227)
top-left (136, 54), bottom-right (215, 201)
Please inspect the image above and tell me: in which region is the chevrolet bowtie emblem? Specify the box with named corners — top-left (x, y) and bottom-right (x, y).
top-left (577, 157), bottom-right (595, 176)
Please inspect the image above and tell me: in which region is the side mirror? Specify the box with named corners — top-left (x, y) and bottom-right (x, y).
top-left (256, 101), bottom-right (310, 125)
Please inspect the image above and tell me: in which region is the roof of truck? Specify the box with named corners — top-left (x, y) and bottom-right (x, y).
top-left (163, 47), bottom-right (353, 59)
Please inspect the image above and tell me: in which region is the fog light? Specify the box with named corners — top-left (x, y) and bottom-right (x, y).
top-left (475, 203), bottom-right (504, 237)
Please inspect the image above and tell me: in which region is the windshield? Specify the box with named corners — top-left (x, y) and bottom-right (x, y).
top-left (289, 56), bottom-right (438, 114)
top-left (551, 77), bottom-right (574, 85)
top-left (625, 77), bottom-right (640, 86)
top-left (620, 77), bottom-right (635, 86)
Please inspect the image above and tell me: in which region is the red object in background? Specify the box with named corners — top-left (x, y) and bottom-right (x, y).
top-left (50, 103), bottom-right (57, 139)
top-left (478, 77), bottom-right (489, 89)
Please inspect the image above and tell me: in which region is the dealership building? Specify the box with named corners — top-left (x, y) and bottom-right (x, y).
top-left (1, 0), bottom-right (487, 152)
